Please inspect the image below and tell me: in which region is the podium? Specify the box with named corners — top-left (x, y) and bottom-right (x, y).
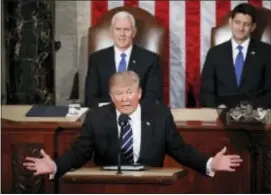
top-left (60, 167), bottom-right (190, 193)
top-left (2, 105), bottom-right (271, 193)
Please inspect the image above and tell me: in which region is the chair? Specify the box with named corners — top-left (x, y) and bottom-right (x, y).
top-left (211, 7), bottom-right (271, 47)
top-left (78, 6), bottom-right (167, 103)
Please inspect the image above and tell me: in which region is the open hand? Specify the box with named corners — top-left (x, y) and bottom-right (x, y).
top-left (23, 149), bottom-right (55, 176)
top-left (211, 146), bottom-right (243, 172)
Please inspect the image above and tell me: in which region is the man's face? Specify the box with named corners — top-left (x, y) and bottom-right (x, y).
top-left (110, 84), bottom-right (141, 115)
top-left (111, 17), bottom-right (136, 51)
top-left (229, 13), bottom-right (256, 43)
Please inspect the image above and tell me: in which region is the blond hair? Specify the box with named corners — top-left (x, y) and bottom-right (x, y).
top-left (109, 71), bottom-right (140, 90)
top-left (111, 11), bottom-right (136, 29)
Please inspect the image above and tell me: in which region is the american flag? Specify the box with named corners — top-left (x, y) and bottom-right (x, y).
top-left (89, 0), bottom-right (271, 108)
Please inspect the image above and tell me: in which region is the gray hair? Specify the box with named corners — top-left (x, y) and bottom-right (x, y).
top-left (111, 11), bottom-right (136, 29)
top-left (109, 71), bottom-right (140, 89)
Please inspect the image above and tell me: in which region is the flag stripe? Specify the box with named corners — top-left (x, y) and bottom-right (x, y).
top-left (248, 0), bottom-right (263, 7)
top-left (155, 0), bottom-right (170, 105)
top-left (185, 0), bottom-right (201, 107)
top-left (263, 0), bottom-right (271, 9)
top-left (138, 1), bottom-right (155, 15)
top-left (169, 1), bottom-right (186, 108)
top-left (216, 0), bottom-right (231, 25)
top-left (124, 0), bottom-right (138, 7)
top-left (91, 1), bottom-right (108, 26)
top-left (108, 1), bottom-right (124, 9)
top-left (200, 1), bottom-right (216, 72)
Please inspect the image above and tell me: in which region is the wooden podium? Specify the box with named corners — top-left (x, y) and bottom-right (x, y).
top-left (2, 105), bottom-right (271, 193)
top-left (60, 167), bottom-right (190, 193)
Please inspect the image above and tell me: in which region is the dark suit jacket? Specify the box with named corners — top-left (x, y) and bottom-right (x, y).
top-left (55, 101), bottom-right (209, 178)
top-left (84, 45), bottom-right (163, 108)
top-left (200, 38), bottom-right (271, 108)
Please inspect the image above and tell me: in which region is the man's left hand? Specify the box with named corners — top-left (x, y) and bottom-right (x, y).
top-left (211, 146), bottom-right (243, 172)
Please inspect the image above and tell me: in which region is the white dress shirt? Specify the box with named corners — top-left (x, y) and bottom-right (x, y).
top-left (116, 105), bottom-right (141, 163)
top-left (114, 45), bottom-right (133, 72)
top-left (217, 38), bottom-right (250, 109)
top-left (98, 46), bottom-right (133, 107)
top-left (116, 105), bottom-right (214, 176)
top-left (231, 38), bottom-right (250, 65)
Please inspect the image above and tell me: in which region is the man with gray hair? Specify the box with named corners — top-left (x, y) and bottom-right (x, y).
top-left (84, 11), bottom-right (163, 108)
top-left (24, 71), bottom-right (242, 180)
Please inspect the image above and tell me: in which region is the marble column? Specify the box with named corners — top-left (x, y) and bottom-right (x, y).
top-left (54, 1), bottom-right (90, 105)
top-left (3, 0), bottom-right (55, 104)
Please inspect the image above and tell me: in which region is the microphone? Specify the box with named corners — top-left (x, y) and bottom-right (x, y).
top-left (116, 114), bottom-right (129, 174)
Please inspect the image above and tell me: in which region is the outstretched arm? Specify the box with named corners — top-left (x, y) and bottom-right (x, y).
top-left (24, 115), bottom-right (95, 178)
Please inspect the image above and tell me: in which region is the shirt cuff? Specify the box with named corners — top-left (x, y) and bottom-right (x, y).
top-left (49, 162), bottom-right (57, 180)
top-left (206, 157), bottom-right (215, 177)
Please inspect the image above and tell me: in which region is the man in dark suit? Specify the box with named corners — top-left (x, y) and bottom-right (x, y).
top-left (200, 3), bottom-right (271, 108)
top-left (84, 11), bottom-right (163, 108)
top-left (24, 71), bottom-right (242, 179)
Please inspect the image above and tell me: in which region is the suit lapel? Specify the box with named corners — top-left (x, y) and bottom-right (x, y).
top-left (104, 104), bottom-right (119, 161)
top-left (108, 47), bottom-right (117, 73)
top-left (128, 45), bottom-right (138, 72)
top-left (138, 103), bottom-right (154, 162)
top-left (239, 39), bottom-right (256, 88)
top-left (223, 40), bottom-right (239, 89)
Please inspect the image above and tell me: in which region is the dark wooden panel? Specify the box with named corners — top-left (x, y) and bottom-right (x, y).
top-left (1, 119), bottom-right (271, 193)
top-left (12, 143), bottom-right (45, 193)
top-left (1, 126), bottom-right (55, 193)
top-left (59, 182), bottom-right (191, 193)
top-left (55, 127), bottom-right (252, 193)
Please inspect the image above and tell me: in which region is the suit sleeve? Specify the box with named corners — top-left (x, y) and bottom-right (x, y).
top-left (200, 49), bottom-right (217, 107)
top-left (165, 108), bottom-right (209, 175)
top-left (84, 54), bottom-right (100, 108)
top-left (54, 114), bottom-right (94, 179)
top-left (254, 45), bottom-right (271, 108)
top-left (263, 47), bottom-right (271, 108)
top-left (143, 55), bottom-right (163, 103)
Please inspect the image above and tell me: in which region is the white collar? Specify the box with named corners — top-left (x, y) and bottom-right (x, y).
top-left (116, 104), bottom-right (141, 122)
top-left (231, 37), bottom-right (250, 50)
top-left (114, 45), bottom-right (133, 56)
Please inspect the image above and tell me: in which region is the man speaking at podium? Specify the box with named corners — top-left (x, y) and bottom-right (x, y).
top-left (24, 71), bottom-right (242, 179)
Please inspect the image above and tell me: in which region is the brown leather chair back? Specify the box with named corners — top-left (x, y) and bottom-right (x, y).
top-left (79, 6), bottom-right (166, 103)
top-left (211, 7), bottom-right (271, 47)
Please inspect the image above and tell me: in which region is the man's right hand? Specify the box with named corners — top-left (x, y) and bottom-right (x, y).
top-left (23, 149), bottom-right (55, 176)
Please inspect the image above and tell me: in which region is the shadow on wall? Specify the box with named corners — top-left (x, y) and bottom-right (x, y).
top-left (69, 35), bottom-right (89, 105)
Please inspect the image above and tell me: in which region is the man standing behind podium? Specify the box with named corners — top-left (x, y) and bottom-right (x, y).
top-left (24, 71), bottom-right (242, 179)
top-left (200, 3), bottom-right (271, 108)
top-left (84, 11), bottom-right (163, 108)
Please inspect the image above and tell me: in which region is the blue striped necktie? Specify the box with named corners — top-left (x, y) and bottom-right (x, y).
top-left (121, 119), bottom-right (134, 164)
top-left (118, 53), bottom-right (127, 72)
top-left (234, 45), bottom-right (244, 86)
